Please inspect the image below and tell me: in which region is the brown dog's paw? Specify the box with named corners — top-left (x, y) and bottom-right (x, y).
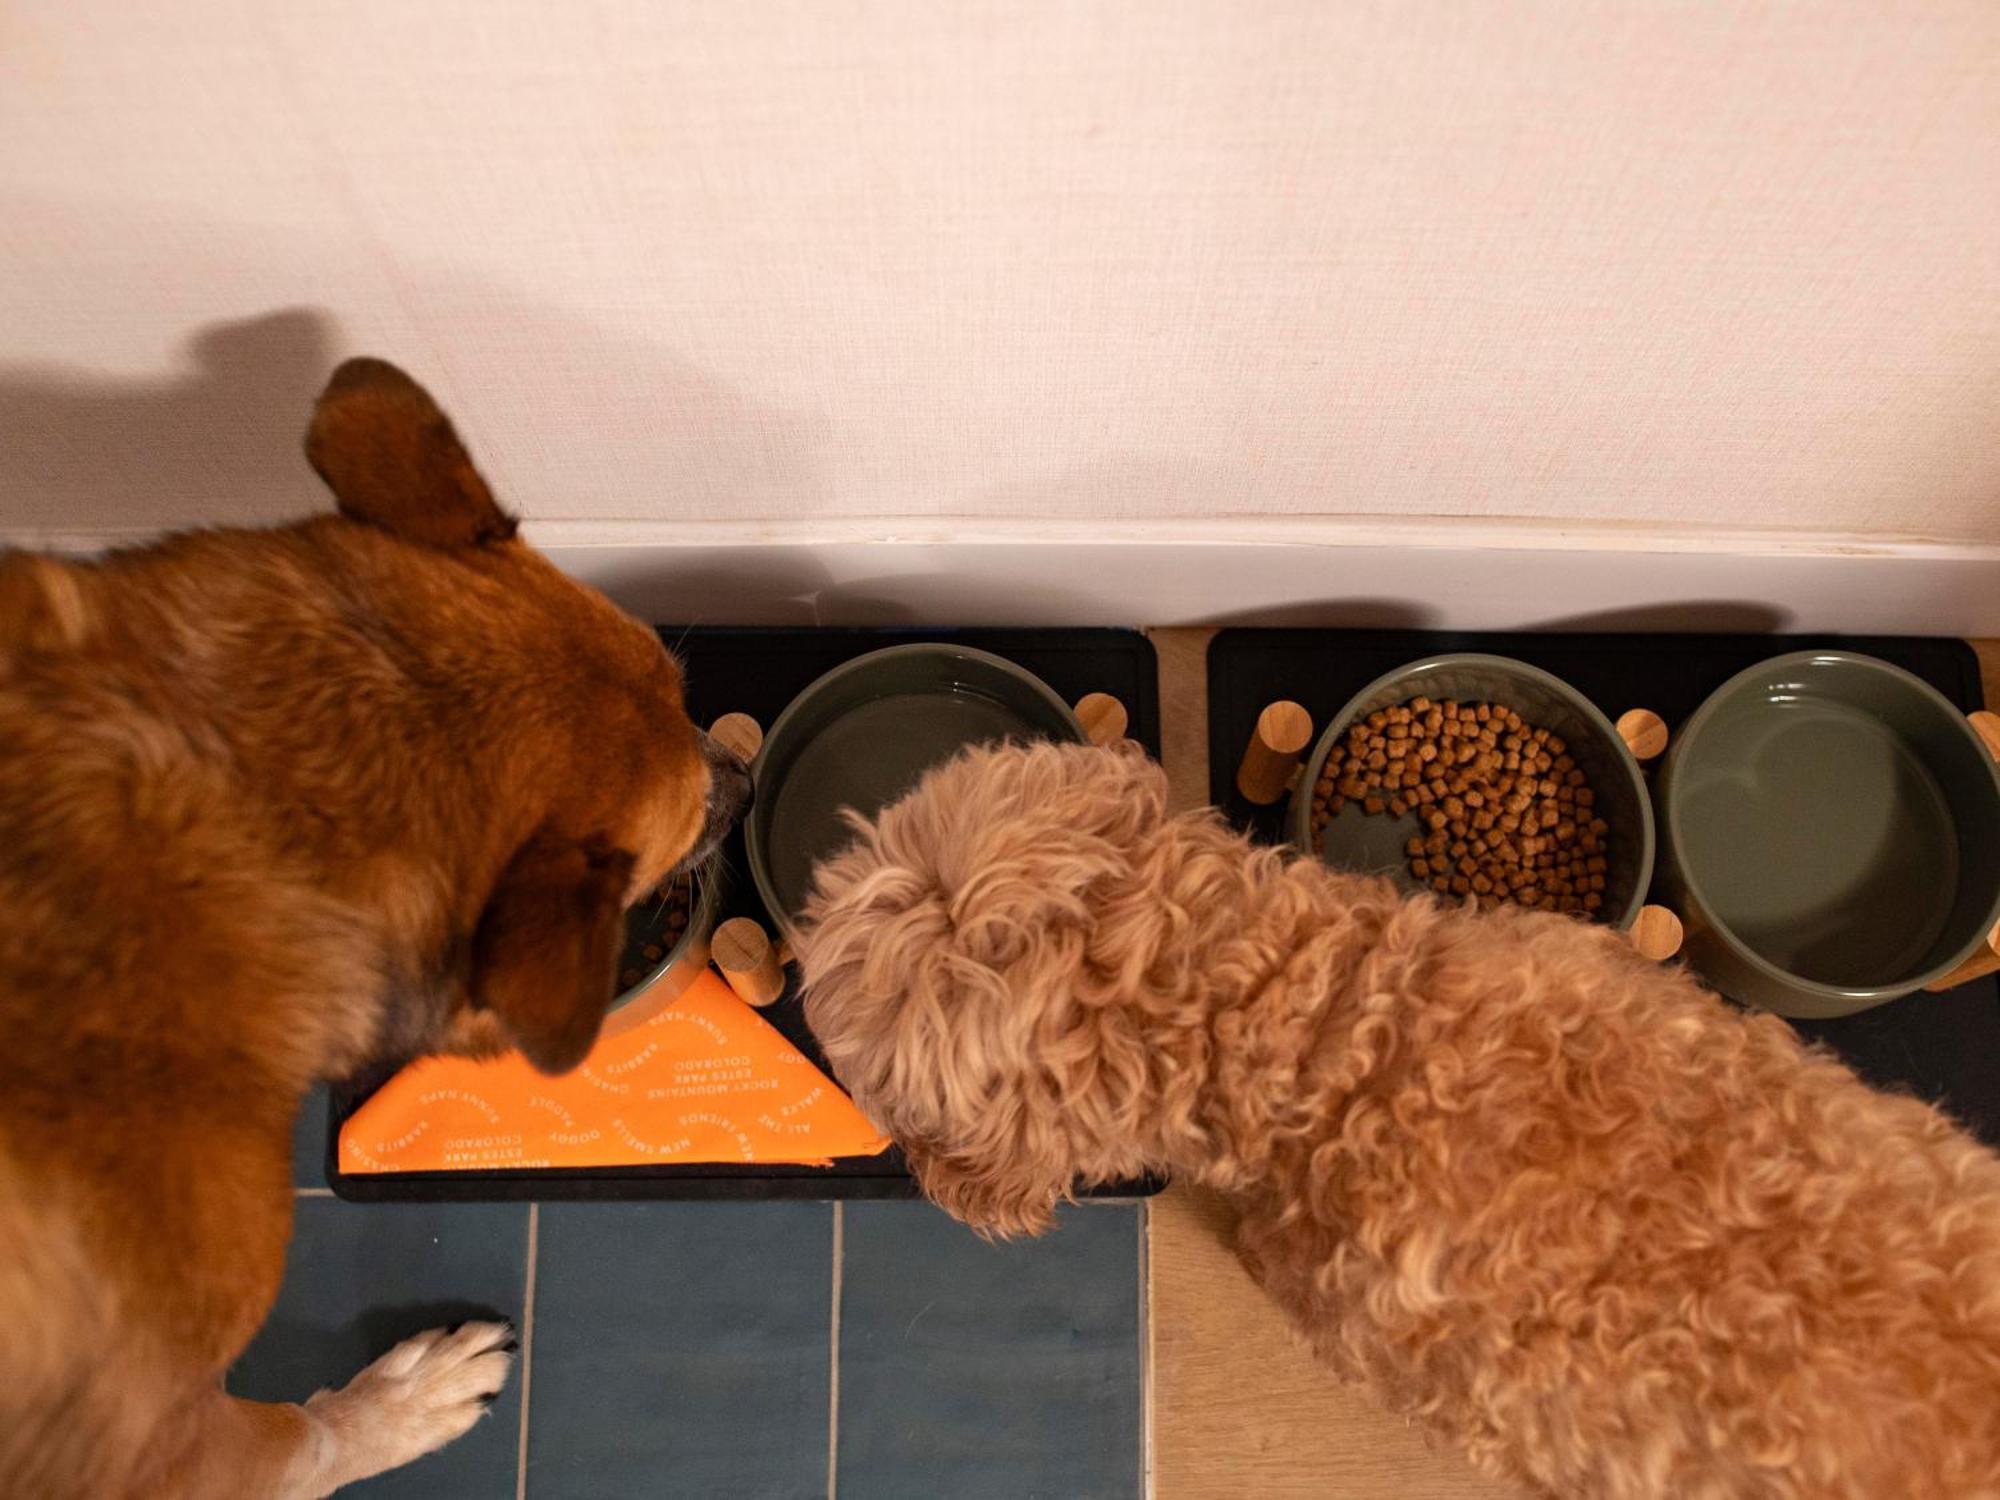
top-left (304, 1320), bottom-right (514, 1490)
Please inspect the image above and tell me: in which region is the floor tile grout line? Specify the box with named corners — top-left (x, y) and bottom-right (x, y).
top-left (515, 1203), bottom-right (539, 1500)
top-left (827, 1201), bottom-right (843, 1500)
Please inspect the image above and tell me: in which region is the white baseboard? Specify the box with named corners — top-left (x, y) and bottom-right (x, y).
top-left (17, 518), bottom-right (2000, 637)
top-left (524, 520), bottom-right (2000, 638)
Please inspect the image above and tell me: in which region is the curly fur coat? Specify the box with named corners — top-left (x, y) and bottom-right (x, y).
top-left (797, 741), bottom-right (2000, 1500)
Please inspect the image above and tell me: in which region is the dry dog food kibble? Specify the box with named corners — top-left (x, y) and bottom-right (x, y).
top-left (1308, 697), bottom-right (1610, 918)
top-left (619, 874), bottom-right (694, 991)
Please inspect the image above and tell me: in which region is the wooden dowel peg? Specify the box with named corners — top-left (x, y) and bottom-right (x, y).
top-left (713, 917), bottom-right (784, 1007)
top-left (1925, 918), bottom-right (2000, 993)
top-left (1074, 692), bottom-right (1129, 748)
top-left (1616, 708), bottom-right (1669, 762)
top-left (1236, 700), bottom-right (1313, 805)
top-left (1628, 905), bottom-right (1684, 962)
top-left (709, 712), bottom-right (764, 764)
top-left (1969, 710), bottom-right (2000, 762)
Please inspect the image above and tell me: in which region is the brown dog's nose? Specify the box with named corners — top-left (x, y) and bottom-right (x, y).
top-left (710, 742), bottom-right (754, 823)
top-left (698, 730), bottom-right (754, 834)
top-left (674, 736), bottom-right (753, 875)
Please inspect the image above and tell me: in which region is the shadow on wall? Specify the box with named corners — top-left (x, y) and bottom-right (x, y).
top-left (806, 569), bottom-right (1144, 627)
top-left (572, 553), bottom-right (1141, 630)
top-left (1193, 598), bottom-right (1442, 630)
top-left (1189, 599), bottom-right (1793, 633)
top-left (1530, 601), bottom-right (1793, 633)
top-left (0, 309), bottom-right (338, 532)
top-left (0, 298), bottom-right (833, 540)
top-left (570, 548), bottom-right (867, 629)
top-left (0, 193), bottom-right (836, 539)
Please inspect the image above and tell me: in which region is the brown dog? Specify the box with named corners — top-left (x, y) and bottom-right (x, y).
top-left (0, 359), bottom-right (750, 1499)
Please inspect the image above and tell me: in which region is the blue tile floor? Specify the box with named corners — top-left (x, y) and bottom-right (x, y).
top-left (233, 1092), bottom-right (1145, 1498)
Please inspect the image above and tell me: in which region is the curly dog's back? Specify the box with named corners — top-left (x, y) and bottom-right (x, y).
top-left (799, 741), bottom-right (2000, 1500)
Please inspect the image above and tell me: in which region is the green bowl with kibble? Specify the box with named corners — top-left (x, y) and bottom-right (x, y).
top-left (611, 859), bottom-right (725, 1013)
top-left (1284, 654), bottom-right (1655, 931)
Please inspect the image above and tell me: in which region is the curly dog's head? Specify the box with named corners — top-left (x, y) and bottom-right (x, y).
top-left (797, 741), bottom-right (1175, 1236)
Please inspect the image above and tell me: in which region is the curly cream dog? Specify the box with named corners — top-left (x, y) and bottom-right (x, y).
top-left (798, 741), bottom-right (2000, 1500)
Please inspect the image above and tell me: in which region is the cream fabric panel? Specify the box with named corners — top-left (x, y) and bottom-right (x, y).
top-left (2, 1), bottom-right (1995, 538)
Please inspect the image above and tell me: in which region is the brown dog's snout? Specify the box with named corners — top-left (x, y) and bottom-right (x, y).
top-left (678, 731), bottom-right (752, 872)
top-left (706, 735), bottom-right (754, 825)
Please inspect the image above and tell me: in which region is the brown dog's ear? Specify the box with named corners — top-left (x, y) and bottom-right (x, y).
top-left (305, 357), bottom-right (518, 548)
top-left (469, 831), bottom-right (634, 1074)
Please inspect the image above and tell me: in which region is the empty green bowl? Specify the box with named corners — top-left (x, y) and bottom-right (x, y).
top-left (747, 643), bottom-right (1085, 934)
top-left (1285, 653), bottom-right (1654, 931)
top-left (1653, 651), bottom-right (2000, 1018)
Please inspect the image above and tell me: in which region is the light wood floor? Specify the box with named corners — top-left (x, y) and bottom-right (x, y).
top-left (1142, 629), bottom-right (2000, 1500)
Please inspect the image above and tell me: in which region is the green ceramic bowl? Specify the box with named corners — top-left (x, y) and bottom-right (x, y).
top-left (1653, 651), bottom-right (2000, 1018)
top-left (748, 643), bottom-right (1085, 935)
top-left (1285, 653), bottom-right (1655, 931)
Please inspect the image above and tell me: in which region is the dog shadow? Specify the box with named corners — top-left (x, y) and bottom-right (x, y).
top-left (353, 1299), bottom-right (511, 1360)
top-left (1167, 1181), bottom-right (1244, 1246)
top-left (0, 309), bottom-right (337, 533)
top-left (1, 197), bottom-right (837, 549)
top-left (235, 1298), bottom-right (510, 1398)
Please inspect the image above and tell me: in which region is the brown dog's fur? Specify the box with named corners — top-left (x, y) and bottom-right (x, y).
top-left (0, 359), bottom-right (745, 1498)
top-left (800, 741), bottom-right (2000, 1499)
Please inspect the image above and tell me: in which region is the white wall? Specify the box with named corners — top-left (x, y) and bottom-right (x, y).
top-left (3, 2), bottom-right (1997, 627)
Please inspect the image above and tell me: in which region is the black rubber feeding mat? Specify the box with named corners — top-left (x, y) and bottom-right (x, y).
top-left (329, 627), bottom-right (1163, 1202)
top-left (1208, 629), bottom-right (2000, 1149)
